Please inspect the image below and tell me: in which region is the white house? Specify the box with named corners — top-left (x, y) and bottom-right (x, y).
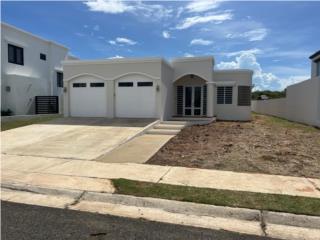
top-left (62, 56), bottom-right (253, 121)
top-left (1, 22), bottom-right (70, 115)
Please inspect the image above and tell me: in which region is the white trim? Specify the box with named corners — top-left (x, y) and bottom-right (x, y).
top-left (113, 72), bottom-right (160, 81)
top-left (65, 72), bottom-right (160, 83)
top-left (65, 73), bottom-right (108, 82)
top-left (174, 73), bottom-right (209, 83)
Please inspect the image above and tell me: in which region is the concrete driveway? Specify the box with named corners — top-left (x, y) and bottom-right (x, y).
top-left (2, 118), bottom-right (154, 160)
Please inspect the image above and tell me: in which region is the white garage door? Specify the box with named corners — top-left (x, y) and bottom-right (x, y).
top-left (70, 77), bottom-right (107, 117)
top-left (115, 75), bottom-right (157, 118)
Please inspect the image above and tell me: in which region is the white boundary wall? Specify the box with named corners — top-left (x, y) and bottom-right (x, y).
top-left (252, 77), bottom-right (320, 127)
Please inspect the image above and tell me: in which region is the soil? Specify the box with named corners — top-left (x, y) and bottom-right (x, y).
top-left (147, 114), bottom-right (320, 178)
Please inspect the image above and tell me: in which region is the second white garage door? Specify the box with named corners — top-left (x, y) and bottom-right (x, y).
top-left (115, 75), bottom-right (157, 118)
top-left (70, 77), bottom-right (107, 117)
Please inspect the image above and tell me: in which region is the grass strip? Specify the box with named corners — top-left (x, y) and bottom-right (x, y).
top-left (1, 115), bottom-right (61, 131)
top-left (112, 178), bottom-right (320, 216)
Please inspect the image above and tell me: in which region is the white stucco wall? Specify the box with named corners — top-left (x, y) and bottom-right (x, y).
top-left (252, 78), bottom-right (320, 127)
top-left (1, 23), bottom-right (68, 115)
top-left (213, 70), bottom-right (253, 121)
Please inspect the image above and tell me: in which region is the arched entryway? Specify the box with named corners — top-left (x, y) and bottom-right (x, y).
top-left (174, 74), bottom-right (208, 117)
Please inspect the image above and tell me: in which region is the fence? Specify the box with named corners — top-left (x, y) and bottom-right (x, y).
top-left (35, 96), bottom-right (59, 114)
top-left (252, 78), bottom-right (320, 127)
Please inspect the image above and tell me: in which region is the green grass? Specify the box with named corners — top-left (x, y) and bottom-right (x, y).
top-left (113, 178), bottom-right (320, 216)
top-left (253, 112), bottom-right (319, 132)
top-left (1, 114), bottom-right (61, 131)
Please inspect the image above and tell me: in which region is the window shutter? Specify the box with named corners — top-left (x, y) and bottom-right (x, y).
top-left (225, 86), bottom-right (233, 104)
top-left (202, 85), bottom-right (207, 115)
top-left (238, 86), bottom-right (251, 106)
top-left (176, 86), bottom-right (183, 115)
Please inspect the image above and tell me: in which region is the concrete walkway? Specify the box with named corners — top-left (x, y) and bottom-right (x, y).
top-left (96, 134), bottom-right (174, 164)
top-left (2, 154), bottom-right (320, 198)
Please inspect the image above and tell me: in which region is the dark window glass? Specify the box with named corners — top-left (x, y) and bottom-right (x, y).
top-left (238, 86), bottom-right (251, 106)
top-left (194, 109), bottom-right (201, 116)
top-left (185, 87), bottom-right (192, 108)
top-left (118, 82), bottom-right (133, 87)
top-left (194, 86), bottom-right (202, 108)
top-left (137, 82), bottom-right (153, 87)
top-left (8, 44), bottom-right (24, 65)
top-left (73, 83), bottom-right (86, 88)
top-left (90, 82), bottom-right (105, 87)
top-left (217, 86), bottom-right (233, 104)
top-left (57, 72), bottom-right (63, 88)
top-left (40, 53), bottom-right (46, 61)
top-left (184, 109), bottom-right (192, 115)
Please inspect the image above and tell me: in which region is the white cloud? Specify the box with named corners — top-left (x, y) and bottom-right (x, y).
top-left (116, 37), bottom-right (136, 45)
top-left (184, 53), bottom-right (195, 57)
top-left (109, 37), bottom-right (137, 46)
top-left (226, 28), bottom-right (267, 41)
top-left (216, 52), bottom-right (307, 90)
top-left (176, 12), bottom-right (233, 30)
top-left (84, 0), bottom-right (172, 21)
top-left (109, 55), bottom-right (124, 59)
top-left (190, 38), bottom-right (213, 46)
top-left (93, 25), bottom-right (100, 31)
top-left (224, 48), bottom-right (263, 57)
top-left (186, 0), bottom-right (221, 13)
top-left (85, 0), bottom-right (134, 14)
top-left (162, 31), bottom-right (170, 39)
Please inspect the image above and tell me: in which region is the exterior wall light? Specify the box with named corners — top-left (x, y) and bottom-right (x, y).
top-left (63, 87), bottom-right (67, 93)
top-left (156, 85), bottom-right (160, 92)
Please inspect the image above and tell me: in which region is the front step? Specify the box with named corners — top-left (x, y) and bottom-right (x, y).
top-left (161, 121), bottom-right (188, 126)
top-left (147, 128), bottom-right (180, 135)
top-left (154, 124), bottom-right (185, 130)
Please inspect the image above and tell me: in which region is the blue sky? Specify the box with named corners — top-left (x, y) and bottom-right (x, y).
top-left (2, 0), bottom-right (320, 90)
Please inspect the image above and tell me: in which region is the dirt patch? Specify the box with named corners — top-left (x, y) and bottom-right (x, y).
top-left (147, 114), bottom-right (320, 178)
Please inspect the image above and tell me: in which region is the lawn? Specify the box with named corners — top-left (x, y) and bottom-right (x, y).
top-left (113, 179), bottom-right (320, 216)
top-left (1, 114), bottom-right (61, 131)
top-left (147, 113), bottom-right (320, 178)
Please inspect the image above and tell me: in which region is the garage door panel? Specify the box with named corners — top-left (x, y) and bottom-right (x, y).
top-left (116, 76), bottom-right (157, 118)
top-left (70, 77), bottom-right (107, 117)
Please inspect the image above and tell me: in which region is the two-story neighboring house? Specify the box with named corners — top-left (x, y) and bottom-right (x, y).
top-left (1, 22), bottom-right (70, 115)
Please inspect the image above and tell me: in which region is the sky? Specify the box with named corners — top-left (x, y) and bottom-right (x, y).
top-left (2, 0), bottom-right (320, 90)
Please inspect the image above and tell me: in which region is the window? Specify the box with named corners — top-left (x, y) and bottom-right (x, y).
top-left (217, 86), bottom-right (233, 104)
top-left (40, 53), bottom-right (46, 61)
top-left (57, 72), bottom-right (63, 88)
top-left (8, 44), bottom-right (24, 65)
top-left (73, 83), bottom-right (86, 88)
top-left (316, 60), bottom-right (320, 77)
top-left (238, 86), bottom-right (251, 106)
top-left (90, 82), bottom-right (105, 87)
top-left (137, 82), bottom-right (153, 87)
top-left (118, 82), bottom-right (133, 87)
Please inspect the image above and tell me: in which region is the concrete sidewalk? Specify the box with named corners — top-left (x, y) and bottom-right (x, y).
top-left (2, 154), bottom-right (320, 198)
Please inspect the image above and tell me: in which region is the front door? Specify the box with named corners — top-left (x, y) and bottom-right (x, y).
top-left (184, 86), bottom-right (202, 116)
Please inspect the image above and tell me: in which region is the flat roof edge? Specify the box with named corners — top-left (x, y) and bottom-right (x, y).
top-left (1, 22), bottom-right (69, 50)
top-left (62, 57), bottom-right (166, 65)
top-left (309, 50), bottom-right (320, 60)
top-left (171, 56), bottom-right (214, 63)
top-left (214, 69), bottom-right (254, 74)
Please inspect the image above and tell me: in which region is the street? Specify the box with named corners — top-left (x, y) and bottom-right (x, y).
top-left (1, 201), bottom-right (275, 240)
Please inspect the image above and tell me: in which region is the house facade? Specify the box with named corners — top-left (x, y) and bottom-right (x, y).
top-left (62, 56), bottom-right (253, 121)
top-left (1, 22), bottom-right (70, 115)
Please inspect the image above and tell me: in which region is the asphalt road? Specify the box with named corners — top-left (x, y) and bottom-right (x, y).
top-left (2, 201), bottom-right (276, 240)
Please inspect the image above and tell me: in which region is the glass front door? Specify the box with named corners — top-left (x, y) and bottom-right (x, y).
top-left (184, 86), bottom-right (202, 116)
